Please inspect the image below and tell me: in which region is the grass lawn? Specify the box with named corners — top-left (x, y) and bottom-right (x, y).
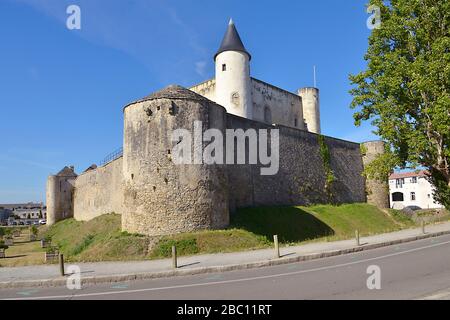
top-left (0, 228), bottom-right (45, 267)
top-left (1, 203), bottom-right (446, 267)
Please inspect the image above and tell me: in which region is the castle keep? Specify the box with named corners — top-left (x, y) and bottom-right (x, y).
top-left (46, 20), bottom-right (389, 236)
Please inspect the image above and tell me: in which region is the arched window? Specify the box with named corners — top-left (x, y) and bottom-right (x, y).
top-left (264, 106), bottom-right (272, 124)
top-left (392, 192), bottom-right (404, 202)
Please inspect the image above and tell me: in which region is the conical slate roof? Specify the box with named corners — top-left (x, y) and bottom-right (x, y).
top-left (214, 19), bottom-right (251, 61)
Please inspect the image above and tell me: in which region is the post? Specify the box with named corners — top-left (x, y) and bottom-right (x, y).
top-left (274, 235), bottom-right (280, 258)
top-left (355, 230), bottom-right (360, 246)
top-left (422, 221), bottom-right (426, 234)
top-left (172, 245), bottom-right (177, 269)
top-left (59, 254), bottom-right (65, 276)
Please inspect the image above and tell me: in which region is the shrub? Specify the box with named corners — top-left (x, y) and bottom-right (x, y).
top-left (46, 246), bottom-right (59, 254)
top-left (0, 240), bottom-right (9, 250)
top-left (30, 225), bottom-right (38, 236)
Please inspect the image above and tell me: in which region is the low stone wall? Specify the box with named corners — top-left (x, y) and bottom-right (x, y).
top-left (73, 157), bottom-right (124, 221)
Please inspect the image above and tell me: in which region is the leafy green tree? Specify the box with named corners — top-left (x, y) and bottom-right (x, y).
top-left (350, 0), bottom-right (450, 208)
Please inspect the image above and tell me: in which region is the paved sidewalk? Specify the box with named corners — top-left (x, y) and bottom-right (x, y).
top-left (1, 221), bottom-right (450, 288)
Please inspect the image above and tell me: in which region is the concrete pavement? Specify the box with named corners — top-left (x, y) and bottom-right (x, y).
top-left (1, 221), bottom-right (450, 289)
top-left (2, 233), bottom-right (450, 299)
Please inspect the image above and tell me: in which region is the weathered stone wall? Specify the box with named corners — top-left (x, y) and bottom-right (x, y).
top-left (73, 157), bottom-right (124, 221)
top-left (190, 79), bottom-right (216, 101)
top-left (122, 86), bottom-right (229, 236)
top-left (362, 141), bottom-right (390, 208)
top-left (226, 114), bottom-right (366, 213)
top-left (46, 168), bottom-right (77, 226)
top-left (251, 78), bottom-right (306, 130)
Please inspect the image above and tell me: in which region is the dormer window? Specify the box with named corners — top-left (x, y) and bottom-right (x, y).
top-left (222, 64), bottom-right (227, 71)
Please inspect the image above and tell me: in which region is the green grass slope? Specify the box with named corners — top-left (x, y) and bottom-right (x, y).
top-left (36, 203), bottom-right (421, 263)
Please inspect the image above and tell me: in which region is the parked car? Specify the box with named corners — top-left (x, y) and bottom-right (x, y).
top-left (32, 221), bottom-right (39, 226)
top-left (38, 219), bottom-right (46, 225)
top-left (18, 221), bottom-right (24, 225)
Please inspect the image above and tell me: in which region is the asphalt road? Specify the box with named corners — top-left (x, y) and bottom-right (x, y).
top-left (2, 234), bottom-right (450, 300)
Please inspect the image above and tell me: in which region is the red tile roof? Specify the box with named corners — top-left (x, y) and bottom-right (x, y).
top-left (389, 170), bottom-right (429, 180)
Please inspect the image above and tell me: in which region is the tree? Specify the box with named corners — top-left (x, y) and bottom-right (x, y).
top-left (350, 0), bottom-right (450, 208)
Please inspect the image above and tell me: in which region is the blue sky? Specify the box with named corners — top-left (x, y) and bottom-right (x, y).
top-left (0, 0), bottom-right (378, 203)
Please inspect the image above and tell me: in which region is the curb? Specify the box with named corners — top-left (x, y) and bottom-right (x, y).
top-left (1, 229), bottom-right (450, 289)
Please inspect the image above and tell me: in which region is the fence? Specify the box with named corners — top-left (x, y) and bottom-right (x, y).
top-left (100, 147), bottom-right (123, 167)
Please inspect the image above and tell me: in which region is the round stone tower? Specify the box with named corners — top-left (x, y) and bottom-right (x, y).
top-left (214, 19), bottom-right (253, 119)
top-left (362, 141), bottom-right (390, 208)
top-left (46, 166), bottom-right (77, 225)
top-left (122, 85), bottom-right (230, 236)
top-left (298, 87), bottom-right (321, 134)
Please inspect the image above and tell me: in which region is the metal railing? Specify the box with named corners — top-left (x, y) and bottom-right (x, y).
top-left (100, 147), bottom-right (123, 167)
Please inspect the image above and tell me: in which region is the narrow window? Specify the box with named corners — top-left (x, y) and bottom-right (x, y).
top-left (411, 192), bottom-right (416, 201)
top-left (295, 118), bottom-right (298, 127)
top-left (222, 64), bottom-right (226, 71)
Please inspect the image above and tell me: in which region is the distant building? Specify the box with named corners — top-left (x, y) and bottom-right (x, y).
top-left (0, 208), bottom-right (12, 222)
top-left (0, 202), bottom-right (46, 220)
top-left (389, 171), bottom-right (444, 210)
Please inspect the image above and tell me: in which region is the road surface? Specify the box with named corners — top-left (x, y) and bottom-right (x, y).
top-left (2, 234), bottom-right (450, 300)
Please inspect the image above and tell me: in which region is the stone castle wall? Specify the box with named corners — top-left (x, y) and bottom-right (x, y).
top-left (190, 78), bottom-right (307, 130)
top-left (52, 86), bottom-right (387, 236)
top-left (226, 115), bottom-right (366, 213)
top-left (362, 141), bottom-right (390, 208)
top-left (121, 87), bottom-right (229, 236)
top-left (73, 157), bottom-right (124, 221)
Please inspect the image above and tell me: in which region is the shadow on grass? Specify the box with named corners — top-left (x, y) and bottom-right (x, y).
top-left (231, 206), bottom-right (335, 243)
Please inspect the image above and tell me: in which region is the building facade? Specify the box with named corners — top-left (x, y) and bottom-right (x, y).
top-left (389, 171), bottom-right (444, 210)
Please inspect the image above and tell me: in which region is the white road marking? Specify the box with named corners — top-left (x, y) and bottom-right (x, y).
top-left (4, 238), bottom-right (450, 300)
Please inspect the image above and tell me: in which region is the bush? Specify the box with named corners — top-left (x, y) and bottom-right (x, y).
top-left (30, 225), bottom-right (38, 236)
top-left (45, 246), bottom-right (59, 254)
top-left (0, 240), bottom-right (9, 250)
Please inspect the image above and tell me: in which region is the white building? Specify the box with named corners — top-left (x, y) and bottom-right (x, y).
top-left (389, 171), bottom-right (444, 210)
top-left (189, 19), bottom-right (321, 134)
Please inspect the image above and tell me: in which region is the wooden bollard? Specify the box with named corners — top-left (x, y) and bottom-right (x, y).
top-left (59, 254), bottom-right (65, 276)
top-left (274, 235), bottom-right (280, 258)
top-left (355, 230), bottom-right (360, 246)
top-left (172, 246), bottom-right (177, 269)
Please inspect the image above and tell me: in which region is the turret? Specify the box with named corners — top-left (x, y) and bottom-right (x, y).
top-left (361, 141), bottom-right (390, 208)
top-left (214, 19), bottom-right (253, 119)
top-left (298, 87), bottom-right (321, 134)
top-left (46, 166), bottom-right (77, 225)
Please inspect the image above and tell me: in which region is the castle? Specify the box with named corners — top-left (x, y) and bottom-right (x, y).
top-left (46, 20), bottom-right (389, 236)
